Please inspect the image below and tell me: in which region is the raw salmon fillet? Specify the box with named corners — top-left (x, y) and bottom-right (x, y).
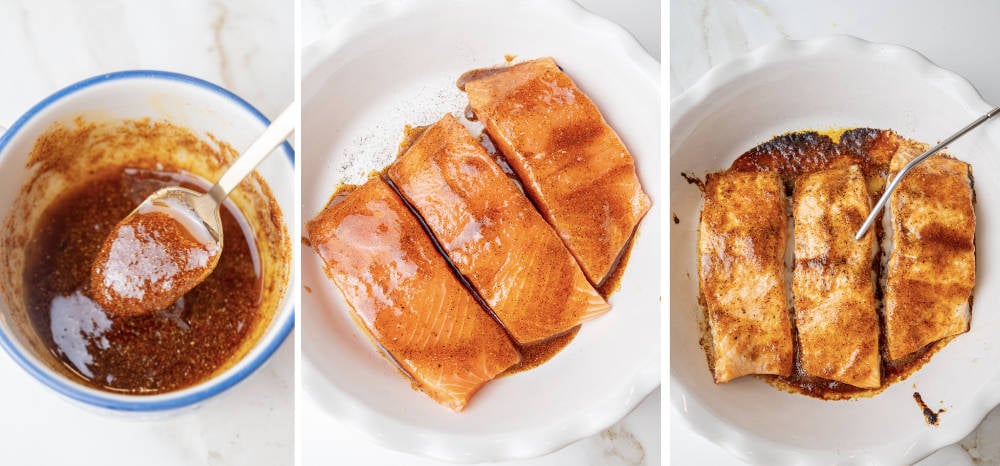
top-left (306, 177), bottom-right (520, 411)
top-left (463, 57), bottom-right (651, 285)
top-left (386, 114), bottom-right (610, 344)
top-left (884, 140), bottom-right (975, 361)
top-left (698, 171), bottom-right (794, 383)
top-left (792, 165), bottom-right (880, 388)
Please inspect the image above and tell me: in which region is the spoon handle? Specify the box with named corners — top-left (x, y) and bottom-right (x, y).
top-left (854, 105), bottom-right (1000, 240)
top-left (208, 102), bottom-right (297, 204)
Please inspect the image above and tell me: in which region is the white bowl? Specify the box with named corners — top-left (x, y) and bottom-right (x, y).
top-left (0, 71), bottom-right (295, 414)
top-left (301, 0), bottom-right (660, 462)
top-left (670, 36), bottom-right (1000, 464)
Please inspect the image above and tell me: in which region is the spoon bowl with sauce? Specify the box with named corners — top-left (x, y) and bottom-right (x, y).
top-left (90, 102), bottom-right (296, 316)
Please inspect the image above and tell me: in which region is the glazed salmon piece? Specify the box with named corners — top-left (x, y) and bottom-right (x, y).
top-left (698, 171), bottom-right (794, 383)
top-left (306, 177), bottom-right (520, 411)
top-left (463, 57), bottom-right (651, 285)
top-left (792, 165), bottom-right (880, 388)
top-left (387, 114), bottom-right (610, 345)
top-left (884, 141), bottom-right (975, 361)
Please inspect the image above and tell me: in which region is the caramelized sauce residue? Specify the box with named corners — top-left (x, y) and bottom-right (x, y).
top-left (680, 172), bottom-right (705, 192)
top-left (322, 184), bottom-right (359, 213)
top-left (730, 128), bottom-right (898, 197)
top-left (24, 169), bottom-right (261, 394)
top-left (913, 391), bottom-right (945, 425)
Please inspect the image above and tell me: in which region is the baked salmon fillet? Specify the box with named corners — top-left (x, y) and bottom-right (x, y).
top-left (386, 114), bottom-right (609, 344)
top-left (884, 141), bottom-right (975, 361)
top-left (463, 57), bottom-right (651, 285)
top-left (306, 177), bottom-right (520, 411)
top-left (792, 165), bottom-right (880, 388)
top-left (699, 171), bottom-right (794, 383)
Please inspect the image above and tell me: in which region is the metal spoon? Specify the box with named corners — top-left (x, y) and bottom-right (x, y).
top-left (855, 106), bottom-right (999, 240)
top-left (90, 102), bottom-right (296, 316)
top-left (169, 101), bottom-right (297, 247)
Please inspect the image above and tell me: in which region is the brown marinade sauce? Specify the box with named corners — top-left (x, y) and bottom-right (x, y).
top-left (501, 326), bottom-right (580, 377)
top-left (913, 391), bottom-right (945, 425)
top-left (24, 169), bottom-right (262, 394)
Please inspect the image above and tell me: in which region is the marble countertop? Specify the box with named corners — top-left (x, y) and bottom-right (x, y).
top-left (300, 1), bottom-right (661, 465)
top-left (671, 1), bottom-right (1000, 464)
top-left (0, 1), bottom-right (293, 465)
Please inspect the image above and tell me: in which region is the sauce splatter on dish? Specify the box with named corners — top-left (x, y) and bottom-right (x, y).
top-left (913, 392), bottom-right (945, 425)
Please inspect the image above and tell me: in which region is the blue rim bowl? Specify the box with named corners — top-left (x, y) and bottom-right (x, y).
top-left (0, 70), bottom-right (295, 412)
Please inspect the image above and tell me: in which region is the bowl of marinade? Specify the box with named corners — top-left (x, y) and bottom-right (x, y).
top-left (0, 71), bottom-right (294, 413)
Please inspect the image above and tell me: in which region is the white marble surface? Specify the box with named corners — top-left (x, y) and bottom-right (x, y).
top-left (670, 1), bottom-right (1000, 464)
top-left (300, 1), bottom-right (661, 465)
top-left (0, 1), bottom-right (294, 465)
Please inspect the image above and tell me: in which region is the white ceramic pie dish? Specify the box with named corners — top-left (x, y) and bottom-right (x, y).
top-left (301, 0), bottom-right (660, 462)
top-left (670, 35), bottom-right (1000, 465)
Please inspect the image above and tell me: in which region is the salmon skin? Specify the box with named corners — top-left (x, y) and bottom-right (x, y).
top-left (463, 57), bottom-right (651, 285)
top-left (387, 114), bottom-right (610, 345)
top-left (306, 177), bottom-right (520, 411)
top-left (792, 165), bottom-right (880, 388)
top-left (698, 171), bottom-right (794, 383)
top-left (884, 141), bottom-right (975, 361)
